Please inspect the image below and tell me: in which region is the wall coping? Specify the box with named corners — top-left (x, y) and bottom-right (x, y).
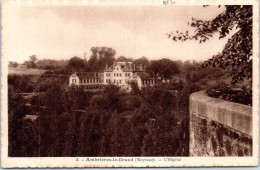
top-left (190, 91), bottom-right (252, 136)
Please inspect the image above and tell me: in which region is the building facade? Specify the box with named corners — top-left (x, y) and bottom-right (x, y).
top-left (69, 61), bottom-right (155, 90)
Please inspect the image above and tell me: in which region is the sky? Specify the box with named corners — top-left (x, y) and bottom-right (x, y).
top-left (3, 3), bottom-right (237, 63)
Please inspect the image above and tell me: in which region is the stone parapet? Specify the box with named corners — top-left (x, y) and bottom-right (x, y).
top-left (189, 91), bottom-right (252, 156)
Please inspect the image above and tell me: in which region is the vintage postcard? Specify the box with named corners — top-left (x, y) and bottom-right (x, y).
top-left (1, 0), bottom-right (259, 168)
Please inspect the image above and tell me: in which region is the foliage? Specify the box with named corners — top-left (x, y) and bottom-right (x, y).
top-left (23, 55), bottom-right (38, 68)
top-left (129, 81), bottom-right (141, 95)
top-left (34, 75), bottom-right (69, 92)
top-left (8, 75), bottom-right (34, 93)
top-left (8, 80), bottom-right (193, 156)
top-left (207, 83), bottom-right (252, 105)
top-left (8, 61), bottom-right (18, 68)
top-left (167, 5), bottom-right (252, 86)
top-left (36, 59), bottom-right (68, 70)
top-left (148, 58), bottom-right (180, 80)
top-left (88, 47), bottom-right (116, 70)
top-left (67, 56), bottom-right (86, 71)
top-left (133, 56), bottom-right (150, 70)
top-left (8, 87), bottom-right (32, 156)
top-left (116, 56), bottom-right (133, 62)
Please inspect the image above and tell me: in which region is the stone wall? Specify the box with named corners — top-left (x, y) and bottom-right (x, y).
top-left (189, 91), bottom-right (252, 156)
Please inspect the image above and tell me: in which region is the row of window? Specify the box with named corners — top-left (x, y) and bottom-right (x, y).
top-left (105, 79), bottom-right (122, 84)
top-left (114, 73), bottom-right (122, 77)
top-left (142, 79), bottom-right (154, 85)
top-left (80, 79), bottom-right (100, 84)
top-left (105, 73), bottom-right (131, 77)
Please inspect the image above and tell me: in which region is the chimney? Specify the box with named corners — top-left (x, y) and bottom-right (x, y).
top-left (106, 63), bottom-right (108, 69)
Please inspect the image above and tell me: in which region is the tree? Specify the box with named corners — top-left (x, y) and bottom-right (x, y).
top-left (133, 56), bottom-right (150, 70)
top-left (24, 55), bottom-right (38, 68)
top-left (30, 55), bottom-right (37, 63)
top-left (36, 59), bottom-right (68, 70)
top-left (116, 56), bottom-right (133, 62)
top-left (67, 56), bottom-right (86, 71)
top-left (8, 61), bottom-right (18, 68)
top-left (167, 5), bottom-right (252, 85)
top-left (88, 47), bottom-right (116, 70)
top-left (148, 58), bottom-right (180, 80)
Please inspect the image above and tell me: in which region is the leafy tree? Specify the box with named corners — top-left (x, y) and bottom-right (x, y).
top-left (133, 56), bottom-right (150, 70)
top-left (30, 55), bottom-right (37, 63)
top-left (167, 5), bottom-right (252, 85)
top-left (67, 56), bottom-right (86, 71)
top-left (8, 61), bottom-right (18, 68)
top-left (116, 56), bottom-right (133, 62)
top-left (24, 55), bottom-right (38, 68)
top-left (148, 58), bottom-right (180, 80)
top-left (103, 85), bottom-right (121, 111)
top-left (88, 47), bottom-right (116, 70)
top-left (36, 59), bottom-right (68, 70)
top-left (8, 75), bottom-right (34, 93)
top-left (8, 87), bottom-right (29, 156)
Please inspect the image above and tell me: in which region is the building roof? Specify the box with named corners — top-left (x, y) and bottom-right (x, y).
top-left (74, 72), bottom-right (101, 79)
top-left (104, 62), bottom-right (144, 72)
top-left (135, 72), bottom-right (154, 80)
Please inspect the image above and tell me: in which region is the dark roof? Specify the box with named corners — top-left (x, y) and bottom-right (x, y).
top-left (104, 62), bottom-right (144, 72)
top-left (136, 72), bottom-right (154, 79)
top-left (74, 72), bottom-right (102, 79)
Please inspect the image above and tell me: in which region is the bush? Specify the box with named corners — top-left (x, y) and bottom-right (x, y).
top-left (90, 95), bottom-right (109, 109)
top-left (118, 95), bottom-right (141, 111)
top-left (207, 83), bottom-right (252, 106)
top-left (8, 75), bottom-right (34, 93)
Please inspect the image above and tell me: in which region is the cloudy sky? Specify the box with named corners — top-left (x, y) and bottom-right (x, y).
top-left (3, 3), bottom-right (236, 63)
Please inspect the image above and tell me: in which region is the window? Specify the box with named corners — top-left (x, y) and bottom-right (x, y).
top-left (114, 79), bottom-right (116, 83)
top-left (114, 73), bottom-right (116, 77)
top-left (119, 73), bottom-right (121, 77)
top-left (106, 73), bottom-right (110, 77)
top-left (119, 80), bottom-right (121, 84)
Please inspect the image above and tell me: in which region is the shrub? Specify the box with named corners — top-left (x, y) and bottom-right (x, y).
top-left (89, 95), bottom-right (109, 109)
top-left (207, 83), bottom-right (252, 105)
top-left (118, 95), bottom-right (141, 111)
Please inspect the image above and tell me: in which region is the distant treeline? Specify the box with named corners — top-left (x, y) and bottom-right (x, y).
top-left (8, 47), bottom-right (225, 78)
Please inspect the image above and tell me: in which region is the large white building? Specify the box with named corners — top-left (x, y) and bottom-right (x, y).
top-left (69, 62), bottom-right (155, 91)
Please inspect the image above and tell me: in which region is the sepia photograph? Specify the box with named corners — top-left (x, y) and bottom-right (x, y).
top-left (1, 0), bottom-right (259, 168)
